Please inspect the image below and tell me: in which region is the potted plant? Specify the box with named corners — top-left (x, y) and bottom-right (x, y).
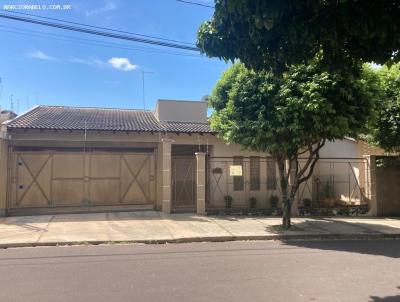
top-left (224, 195), bottom-right (233, 208)
top-left (270, 194), bottom-right (279, 209)
top-left (249, 197), bottom-right (257, 208)
top-left (303, 198), bottom-right (312, 208)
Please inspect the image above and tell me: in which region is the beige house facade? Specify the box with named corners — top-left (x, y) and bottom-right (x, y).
top-left (0, 100), bottom-right (389, 217)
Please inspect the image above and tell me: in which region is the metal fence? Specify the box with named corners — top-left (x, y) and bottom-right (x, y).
top-left (207, 156), bottom-right (370, 213)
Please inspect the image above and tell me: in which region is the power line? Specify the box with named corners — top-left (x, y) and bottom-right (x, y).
top-left (176, 0), bottom-right (214, 8)
top-left (0, 12), bottom-right (198, 51)
top-left (0, 25), bottom-right (205, 59)
top-left (3, 10), bottom-right (195, 46)
top-left (0, 11), bottom-right (199, 51)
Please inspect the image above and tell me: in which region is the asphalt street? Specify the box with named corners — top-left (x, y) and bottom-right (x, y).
top-left (0, 240), bottom-right (399, 302)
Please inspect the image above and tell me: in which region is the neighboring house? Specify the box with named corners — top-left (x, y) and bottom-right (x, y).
top-left (0, 99), bottom-right (386, 216)
top-left (296, 139), bottom-right (386, 214)
top-left (0, 109), bottom-right (17, 124)
top-left (0, 109), bottom-right (17, 136)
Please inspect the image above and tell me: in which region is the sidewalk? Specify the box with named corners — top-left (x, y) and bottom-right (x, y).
top-left (0, 211), bottom-right (400, 248)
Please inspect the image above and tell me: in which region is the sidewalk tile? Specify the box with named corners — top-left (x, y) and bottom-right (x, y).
top-left (0, 215), bottom-right (52, 244)
top-left (39, 213), bottom-right (109, 243)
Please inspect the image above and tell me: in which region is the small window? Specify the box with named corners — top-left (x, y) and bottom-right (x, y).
top-left (250, 156), bottom-right (260, 191)
top-left (267, 158), bottom-right (277, 190)
top-left (233, 156), bottom-right (244, 191)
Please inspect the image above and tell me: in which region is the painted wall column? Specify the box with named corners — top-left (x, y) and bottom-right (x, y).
top-left (161, 138), bottom-right (173, 214)
top-left (195, 152), bottom-right (206, 215)
top-left (364, 155), bottom-right (377, 216)
top-left (0, 139), bottom-right (8, 216)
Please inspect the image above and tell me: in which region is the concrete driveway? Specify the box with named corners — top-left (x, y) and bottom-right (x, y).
top-left (0, 211), bottom-right (400, 247)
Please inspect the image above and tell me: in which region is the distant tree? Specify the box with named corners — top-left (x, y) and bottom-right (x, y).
top-left (197, 1), bottom-right (400, 73)
top-left (369, 64), bottom-right (400, 152)
top-left (210, 60), bottom-right (375, 228)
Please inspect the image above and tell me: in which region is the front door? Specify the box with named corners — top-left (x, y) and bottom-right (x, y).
top-left (172, 156), bottom-right (196, 210)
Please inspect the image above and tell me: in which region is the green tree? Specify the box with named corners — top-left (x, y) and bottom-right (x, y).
top-left (210, 61), bottom-right (374, 228)
top-left (197, 1), bottom-right (400, 73)
top-left (369, 64), bottom-right (400, 152)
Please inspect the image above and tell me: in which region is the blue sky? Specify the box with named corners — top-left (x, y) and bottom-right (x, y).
top-left (0, 0), bottom-right (228, 113)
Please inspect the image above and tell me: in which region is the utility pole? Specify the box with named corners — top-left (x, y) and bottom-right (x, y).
top-left (142, 70), bottom-right (154, 110)
top-left (10, 94), bottom-right (13, 112)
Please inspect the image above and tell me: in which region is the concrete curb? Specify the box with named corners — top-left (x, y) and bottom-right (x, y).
top-left (1, 233), bottom-right (400, 249)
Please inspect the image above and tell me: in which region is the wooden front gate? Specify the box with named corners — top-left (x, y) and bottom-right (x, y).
top-left (171, 156), bottom-right (196, 210)
top-left (9, 151), bottom-right (155, 211)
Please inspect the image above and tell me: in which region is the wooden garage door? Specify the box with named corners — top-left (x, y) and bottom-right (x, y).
top-left (9, 151), bottom-right (155, 209)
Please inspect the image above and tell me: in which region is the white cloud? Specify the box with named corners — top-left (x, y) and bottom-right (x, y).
top-left (69, 57), bottom-right (137, 71)
top-left (69, 57), bottom-right (89, 65)
top-left (69, 57), bottom-right (106, 67)
top-left (85, 2), bottom-right (116, 16)
top-left (108, 57), bottom-right (137, 71)
top-left (27, 50), bottom-right (53, 60)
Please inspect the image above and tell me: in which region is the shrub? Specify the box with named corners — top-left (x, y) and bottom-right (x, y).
top-left (249, 197), bottom-right (257, 208)
top-left (224, 195), bottom-right (233, 208)
top-left (270, 195), bottom-right (279, 209)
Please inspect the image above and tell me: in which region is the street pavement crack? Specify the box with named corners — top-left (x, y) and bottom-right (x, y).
top-left (209, 218), bottom-right (235, 236)
top-left (36, 215), bottom-right (55, 243)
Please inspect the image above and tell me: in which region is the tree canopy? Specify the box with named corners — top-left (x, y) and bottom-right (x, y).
top-left (210, 59), bottom-right (376, 227)
top-left (368, 64), bottom-right (400, 152)
top-left (197, 1), bottom-right (400, 72)
top-left (210, 62), bottom-right (374, 158)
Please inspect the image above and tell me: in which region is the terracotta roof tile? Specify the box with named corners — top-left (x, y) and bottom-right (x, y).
top-left (5, 105), bottom-right (213, 134)
top-left (161, 121), bottom-right (212, 133)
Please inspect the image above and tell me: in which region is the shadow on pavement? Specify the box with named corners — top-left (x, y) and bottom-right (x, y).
top-left (282, 238), bottom-right (400, 258)
top-left (370, 287), bottom-right (400, 301)
top-left (298, 218), bottom-right (400, 234)
top-left (370, 294), bottom-right (400, 302)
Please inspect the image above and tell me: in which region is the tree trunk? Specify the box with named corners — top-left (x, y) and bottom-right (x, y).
top-left (274, 141), bottom-right (325, 229)
top-left (278, 159), bottom-right (291, 228)
top-left (282, 198), bottom-right (291, 228)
